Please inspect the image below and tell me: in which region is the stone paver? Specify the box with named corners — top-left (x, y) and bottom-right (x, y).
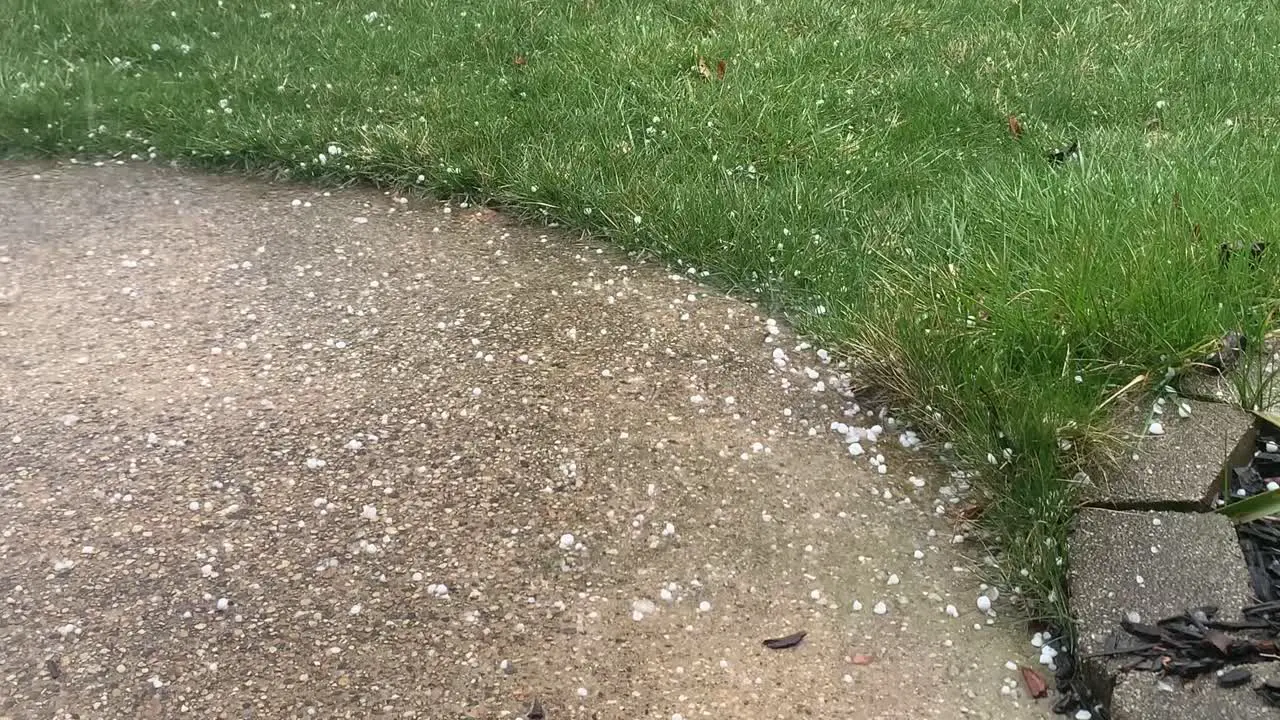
top-left (1085, 400), bottom-right (1253, 509)
top-left (1068, 508), bottom-right (1257, 711)
top-left (1110, 671), bottom-right (1276, 720)
top-left (0, 162), bottom-right (1050, 719)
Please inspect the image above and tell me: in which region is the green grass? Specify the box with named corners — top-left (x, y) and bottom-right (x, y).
top-left (5, 0), bottom-right (1280, 628)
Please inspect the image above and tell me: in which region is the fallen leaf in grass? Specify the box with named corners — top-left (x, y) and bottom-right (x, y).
top-left (851, 653), bottom-right (874, 665)
top-left (514, 55), bottom-right (527, 66)
top-left (694, 56), bottom-right (712, 80)
top-left (1007, 115), bottom-right (1023, 139)
top-left (1172, 191), bottom-right (1181, 212)
top-left (1020, 666), bottom-right (1048, 698)
top-left (762, 631), bottom-right (806, 650)
top-left (716, 59), bottom-right (727, 80)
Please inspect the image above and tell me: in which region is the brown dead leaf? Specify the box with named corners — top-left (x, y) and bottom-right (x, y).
top-left (694, 57), bottom-right (712, 80)
top-left (716, 59), bottom-right (727, 80)
top-left (1020, 666), bottom-right (1048, 698)
top-left (762, 630), bottom-right (807, 650)
top-left (1007, 115), bottom-right (1023, 140)
top-left (514, 55), bottom-right (527, 67)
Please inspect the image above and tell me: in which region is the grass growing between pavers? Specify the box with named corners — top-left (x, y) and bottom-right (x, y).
top-left (4, 0), bottom-right (1280, 628)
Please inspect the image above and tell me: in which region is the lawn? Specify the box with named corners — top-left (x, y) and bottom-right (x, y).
top-left (4, 0), bottom-right (1280, 628)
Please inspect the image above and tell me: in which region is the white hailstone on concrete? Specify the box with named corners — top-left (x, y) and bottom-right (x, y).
top-left (427, 583), bottom-right (449, 598)
top-left (577, 687), bottom-right (588, 698)
top-left (1005, 661), bottom-right (1018, 671)
top-left (361, 504), bottom-right (378, 521)
top-left (945, 605), bottom-right (959, 618)
top-left (349, 604), bottom-right (363, 615)
top-left (660, 588), bottom-right (674, 602)
top-left (216, 598), bottom-right (229, 611)
top-left (909, 476), bottom-right (926, 488)
top-left (877, 465), bottom-right (888, 475)
top-left (851, 600), bottom-right (863, 611)
top-left (913, 550), bottom-right (925, 559)
top-left (1074, 710), bottom-right (1093, 720)
top-left (1031, 632), bottom-right (1045, 648)
top-left (53, 559), bottom-right (75, 572)
top-left (976, 595), bottom-right (992, 612)
top-left (662, 522), bottom-right (676, 536)
top-left (312, 497), bottom-right (328, 508)
top-left (1177, 402), bottom-right (1192, 418)
top-left (150, 676), bottom-right (165, 689)
top-left (345, 438), bottom-right (365, 451)
top-left (697, 601), bottom-right (712, 612)
top-left (1147, 421), bottom-right (1165, 435)
top-left (352, 216), bottom-right (368, 224)
top-left (847, 442), bottom-right (865, 456)
top-left (872, 601), bottom-right (888, 615)
top-left (81, 545), bottom-right (95, 555)
top-left (887, 574), bottom-right (900, 586)
top-left (558, 533), bottom-right (576, 550)
top-left (189, 501), bottom-right (201, 511)
top-left (412, 572), bottom-right (423, 582)
top-left (305, 457), bottom-right (326, 469)
top-left (632, 598), bottom-right (657, 620)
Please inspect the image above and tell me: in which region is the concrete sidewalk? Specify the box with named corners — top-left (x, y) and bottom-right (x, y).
top-left (0, 162), bottom-right (1047, 719)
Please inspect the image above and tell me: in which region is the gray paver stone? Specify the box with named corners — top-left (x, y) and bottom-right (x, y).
top-left (1068, 508), bottom-right (1256, 708)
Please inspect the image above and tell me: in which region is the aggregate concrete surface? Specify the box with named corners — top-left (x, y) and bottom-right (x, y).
top-left (0, 162), bottom-right (1048, 719)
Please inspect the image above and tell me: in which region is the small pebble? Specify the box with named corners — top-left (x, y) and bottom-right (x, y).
top-left (873, 601), bottom-right (888, 615)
